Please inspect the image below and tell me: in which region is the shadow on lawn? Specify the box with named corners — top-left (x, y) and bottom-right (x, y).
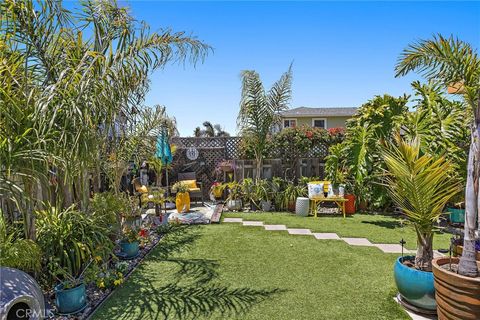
top-left (361, 219), bottom-right (405, 229)
top-left (95, 224), bottom-right (286, 320)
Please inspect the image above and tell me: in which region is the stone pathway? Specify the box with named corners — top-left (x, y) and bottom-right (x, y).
top-left (222, 217), bottom-right (444, 256)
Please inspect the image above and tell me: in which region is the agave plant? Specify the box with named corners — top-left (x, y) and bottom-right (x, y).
top-left (383, 136), bottom-right (461, 271)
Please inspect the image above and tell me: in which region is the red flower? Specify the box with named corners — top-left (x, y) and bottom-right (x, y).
top-left (139, 229), bottom-right (148, 238)
top-left (306, 131), bottom-right (313, 139)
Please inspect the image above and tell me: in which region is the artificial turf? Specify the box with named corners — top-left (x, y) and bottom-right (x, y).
top-left (223, 211), bottom-right (451, 250)
top-left (92, 221), bottom-right (411, 320)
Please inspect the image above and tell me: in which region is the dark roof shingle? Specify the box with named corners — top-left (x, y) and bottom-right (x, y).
top-left (281, 107), bottom-right (357, 117)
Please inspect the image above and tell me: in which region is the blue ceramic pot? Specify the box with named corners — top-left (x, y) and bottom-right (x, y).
top-left (119, 241), bottom-right (139, 258)
top-left (447, 207), bottom-right (465, 223)
top-left (54, 283), bottom-right (87, 315)
top-left (394, 256), bottom-right (436, 311)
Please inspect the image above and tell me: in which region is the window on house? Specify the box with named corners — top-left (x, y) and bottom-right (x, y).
top-left (283, 119), bottom-right (296, 128)
top-left (312, 118), bottom-right (327, 129)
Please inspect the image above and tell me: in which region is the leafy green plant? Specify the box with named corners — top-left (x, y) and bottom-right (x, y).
top-left (222, 182), bottom-right (243, 201)
top-left (0, 213), bottom-right (42, 273)
top-left (36, 205), bottom-right (114, 285)
top-left (172, 181), bottom-right (190, 194)
top-left (282, 182), bottom-right (307, 210)
top-left (383, 136), bottom-right (461, 270)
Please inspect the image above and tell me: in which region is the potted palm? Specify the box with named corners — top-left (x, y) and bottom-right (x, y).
top-left (383, 137), bottom-right (461, 313)
top-left (172, 181), bottom-right (190, 213)
top-left (223, 181), bottom-right (243, 211)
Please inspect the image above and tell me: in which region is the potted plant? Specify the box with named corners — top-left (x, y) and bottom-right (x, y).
top-left (216, 159), bottom-right (234, 173)
top-left (118, 226), bottom-right (141, 259)
top-left (51, 260), bottom-right (94, 315)
top-left (255, 179), bottom-right (273, 212)
top-left (383, 137), bottom-right (461, 313)
top-left (240, 178), bottom-right (257, 210)
top-left (222, 181), bottom-right (243, 211)
top-left (172, 181), bottom-right (190, 213)
top-left (283, 182), bottom-right (306, 212)
top-left (210, 181), bottom-right (223, 200)
top-left (445, 196), bottom-right (465, 224)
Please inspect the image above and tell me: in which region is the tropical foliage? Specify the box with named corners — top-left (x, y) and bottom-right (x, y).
top-left (194, 121), bottom-right (230, 137)
top-left (395, 34), bottom-right (479, 277)
top-left (238, 65), bottom-right (293, 179)
top-left (325, 94), bottom-right (409, 209)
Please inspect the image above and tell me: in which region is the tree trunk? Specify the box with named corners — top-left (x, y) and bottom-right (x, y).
top-left (415, 227), bottom-right (433, 271)
top-left (458, 124), bottom-right (480, 277)
top-left (255, 155), bottom-right (262, 180)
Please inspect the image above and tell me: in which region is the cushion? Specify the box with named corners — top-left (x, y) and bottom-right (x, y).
top-left (188, 187), bottom-right (201, 192)
top-left (138, 185), bottom-right (148, 193)
top-left (182, 179), bottom-right (197, 189)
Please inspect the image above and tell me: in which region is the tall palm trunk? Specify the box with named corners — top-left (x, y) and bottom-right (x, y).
top-left (255, 154), bottom-right (262, 180)
top-left (458, 107), bottom-right (480, 277)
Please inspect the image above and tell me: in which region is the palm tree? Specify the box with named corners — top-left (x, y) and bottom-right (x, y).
top-left (238, 65), bottom-right (292, 179)
top-left (395, 34), bottom-right (480, 277)
top-left (193, 122), bottom-right (230, 137)
top-left (0, 0), bottom-right (210, 237)
top-left (383, 136), bottom-right (461, 270)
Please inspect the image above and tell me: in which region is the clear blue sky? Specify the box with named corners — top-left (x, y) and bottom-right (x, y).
top-left (109, 1), bottom-right (480, 135)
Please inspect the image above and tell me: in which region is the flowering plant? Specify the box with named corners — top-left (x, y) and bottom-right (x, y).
top-left (121, 226), bottom-right (148, 243)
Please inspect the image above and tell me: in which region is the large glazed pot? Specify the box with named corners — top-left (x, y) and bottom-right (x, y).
top-left (261, 200), bottom-right (271, 212)
top-left (119, 240), bottom-right (140, 259)
top-left (227, 199), bottom-right (242, 211)
top-left (344, 194), bottom-right (356, 214)
top-left (394, 256), bottom-right (436, 312)
top-left (54, 283), bottom-right (87, 315)
top-left (175, 192), bottom-right (190, 213)
top-left (432, 257), bottom-right (480, 320)
top-left (446, 207), bottom-right (465, 224)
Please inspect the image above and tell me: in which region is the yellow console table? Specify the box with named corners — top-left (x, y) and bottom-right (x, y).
top-left (310, 196), bottom-right (348, 218)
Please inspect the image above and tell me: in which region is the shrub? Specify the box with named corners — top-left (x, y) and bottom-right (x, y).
top-left (36, 205), bottom-right (114, 285)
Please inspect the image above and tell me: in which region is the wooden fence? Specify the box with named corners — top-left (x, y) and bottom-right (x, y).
top-left (170, 136), bottom-right (330, 195)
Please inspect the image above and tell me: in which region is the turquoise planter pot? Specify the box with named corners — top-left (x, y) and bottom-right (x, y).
top-left (54, 283), bottom-right (87, 315)
top-left (447, 207), bottom-right (465, 223)
top-left (120, 241), bottom-right (139, 259)
top-left (394, 256), bottom-right (436, 311)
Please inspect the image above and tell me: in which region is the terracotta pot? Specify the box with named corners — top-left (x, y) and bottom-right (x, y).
top-left (453, 245), bottom-right (480, 261)
top-left (432, 257), bottom-right (480, 320)
top-left (287, 201), bottom-right (296, 212)
top-left (175, 192), bottom-right (190, 213)
top-left (344, 194), bottom-right (356, 214)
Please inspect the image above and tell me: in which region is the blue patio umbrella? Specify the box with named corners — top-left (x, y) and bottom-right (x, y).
top-left (156, 128), bottom-right (173, 194)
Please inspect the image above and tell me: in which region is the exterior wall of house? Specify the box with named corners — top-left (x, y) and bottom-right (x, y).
top-left (283, 116), bottom-right (351, 129)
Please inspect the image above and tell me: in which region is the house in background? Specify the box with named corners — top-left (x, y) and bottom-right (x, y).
top-left (280, 107), bottom-right (357, 129)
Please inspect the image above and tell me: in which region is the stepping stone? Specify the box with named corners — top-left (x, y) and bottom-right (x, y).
top-left (223, 218), bottom-right (243, 223)
top-left (264, 224), bottom-right (287, 231)
top-left (243, 221), bottom-right (264, 226)
top-left (287, 228), bottom-right (312, 235)
top-left (312, 233), bottom-right (341, 240)
top-left (342, 237), bottom-right (374, 246)
top-left (374, 244), bottom-right (405, 253)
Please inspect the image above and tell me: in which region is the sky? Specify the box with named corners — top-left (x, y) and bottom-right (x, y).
top-left (79, 1), bottom-right (480, 136)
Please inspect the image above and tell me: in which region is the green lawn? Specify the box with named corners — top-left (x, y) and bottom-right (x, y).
top-left (224, 211), bottom-right (451, 250)
top-left (93, 223), bottom-right (411, 320)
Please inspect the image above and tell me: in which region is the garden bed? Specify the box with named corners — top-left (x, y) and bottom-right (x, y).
top-left (45, 229), bottom-right (164, 320)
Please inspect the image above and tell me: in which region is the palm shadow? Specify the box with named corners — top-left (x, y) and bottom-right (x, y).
top-left (93, 224), bottom-right (286, 320)
top-left (361, 219), bottom-right (405, 229)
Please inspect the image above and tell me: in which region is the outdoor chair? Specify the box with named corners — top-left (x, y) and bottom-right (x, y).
top-left (178, 172), bottom-right (204, 205)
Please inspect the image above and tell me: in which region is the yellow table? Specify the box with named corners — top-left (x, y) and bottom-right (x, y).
top-left (310, 196), bottom-right (348, 218)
